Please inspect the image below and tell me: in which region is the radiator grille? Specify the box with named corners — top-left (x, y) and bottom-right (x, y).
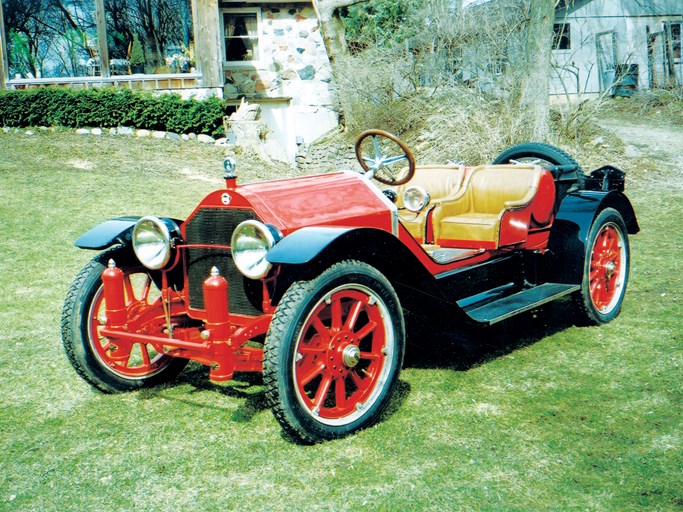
top-left (184, 208), bottom-right (262, 315)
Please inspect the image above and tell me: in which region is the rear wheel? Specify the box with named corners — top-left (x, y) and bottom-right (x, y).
top-left (573, 208), bottom-right (630, 325)
top-left (264, 261), bottom-right (405, 443)
top-left (61, 249), bottom-right (187, 393)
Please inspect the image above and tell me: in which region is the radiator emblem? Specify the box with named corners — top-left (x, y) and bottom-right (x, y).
top-left (221, 193), bottom-right (232, 205)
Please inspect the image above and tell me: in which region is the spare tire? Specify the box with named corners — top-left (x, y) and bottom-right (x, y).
top-left (493, 142), bottom-right (579, 168)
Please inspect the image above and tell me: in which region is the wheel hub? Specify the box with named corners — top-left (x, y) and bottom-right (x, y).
top-left (342, 345), bottom-right (361, 368)
top-left (326, 331), bottom-right (359, 376)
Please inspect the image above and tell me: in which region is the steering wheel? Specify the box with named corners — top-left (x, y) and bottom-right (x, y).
top-left (355, 130), bottom-right (416, 186)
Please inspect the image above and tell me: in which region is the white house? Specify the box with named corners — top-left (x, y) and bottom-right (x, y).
top-left (552, 0), bottom-right (683, 98)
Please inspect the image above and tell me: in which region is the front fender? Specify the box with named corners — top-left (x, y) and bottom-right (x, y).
top-left (74, 216), bottom-right (184, 250)
top-left (266, 226), bottom-right (354, 265)
top-left (74, 216), bottom-right (140, 249)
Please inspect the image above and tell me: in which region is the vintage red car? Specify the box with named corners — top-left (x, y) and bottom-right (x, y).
top-left (62, 130), bottom-right (639, 443)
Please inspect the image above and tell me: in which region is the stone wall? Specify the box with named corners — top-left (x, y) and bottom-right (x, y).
top-left (223, 4), bottom-right (335, 108)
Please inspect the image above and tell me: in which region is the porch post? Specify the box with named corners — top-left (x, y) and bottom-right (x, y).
top-left (0, 0), bottom-right (7, 88)
top-left (94, 0), bottom-right (110, 77)
top-left (192, 0), bottom-right (224, 90)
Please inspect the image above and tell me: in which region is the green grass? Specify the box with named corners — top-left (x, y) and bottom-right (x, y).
top-left (1, 127), bottom-right (681, 511)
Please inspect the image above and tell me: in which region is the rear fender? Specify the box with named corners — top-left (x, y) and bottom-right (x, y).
top-left (548, 190), bottom-right (638, 283)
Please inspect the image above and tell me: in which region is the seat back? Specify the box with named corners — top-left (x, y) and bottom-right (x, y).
top-left (395, 165), bottom-right (465, 207)
top-left (468, 166), bottom-right (541, 214)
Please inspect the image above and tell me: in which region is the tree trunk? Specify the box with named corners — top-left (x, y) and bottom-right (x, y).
top-left (313, 0), bottom-right (369, 128)
top-left (0, 0), bottom-right (6, 88)
top-left (518, 0), bottom-right (555, 141)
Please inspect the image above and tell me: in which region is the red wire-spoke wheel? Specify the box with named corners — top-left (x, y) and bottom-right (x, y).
top-left (88, 271), bottom-right (172, 379)
top-left (62, 249), bottom-right (187, 393)
top-left (264, 261), bottom-right (405, 443)
top-left (588, 223), bottom-right (626, 313)
top-left (574, 208), bottom-right (630, 325)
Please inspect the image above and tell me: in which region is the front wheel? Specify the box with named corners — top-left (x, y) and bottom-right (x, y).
top-left (573, 208), bottom-right (630, 325)
top-left (61, 248), bottom-right (187, 393)
top-left (264, 261), bottom-right (405, 443)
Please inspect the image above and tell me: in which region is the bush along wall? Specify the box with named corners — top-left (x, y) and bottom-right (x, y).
top-left (0, 88), bottom-right (229, 137)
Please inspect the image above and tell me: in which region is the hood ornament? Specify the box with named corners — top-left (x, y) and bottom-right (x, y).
top-left (223, 157), bottom-right (237, 179)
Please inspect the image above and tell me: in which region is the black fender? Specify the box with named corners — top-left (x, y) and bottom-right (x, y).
top-left (548, 190), bottom-right (639, 284)
top-left (267, 226), bottom-right (448, 316)
top-left (266, 226), bottom-right (355, 265)
top-left (74, 216), bottom-right (184, 250)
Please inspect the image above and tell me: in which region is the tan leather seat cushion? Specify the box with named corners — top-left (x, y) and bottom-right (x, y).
top-left (439, 213), bottom-right (499, 241)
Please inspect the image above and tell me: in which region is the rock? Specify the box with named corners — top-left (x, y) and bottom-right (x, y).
top-left (198, 134), bottom-right (215, 144)
top-left (214, 137), bottom-right (228, 145)
top-left (298, 65), bottom-right (315, 80)
top-left (25, 130), bottom-right (34, 136)
top-left (281, 69), bottom-right (298, 81)
top-left (118, 126), bottom-right (134, 136)
top-left (181, 134), bottom-right (190, 141)
top-left (136, 129), bottom-right (151, 138)
top-left (166, 132), bottom-right (182, 142)
top-left (624, 145), bottom-right (642, 158)
top-left (2, 127), bottom-right (10, 133)
top-left (91, 128), bottom-right (103, 136)
top-left (188, 133), bottom-right (197, 140)
top-left (76, 128), bottom-right (90, 135)
top-left (152, 130), bottom-right (166, 139)
top-left (109, 127), bottom-right (117, 135)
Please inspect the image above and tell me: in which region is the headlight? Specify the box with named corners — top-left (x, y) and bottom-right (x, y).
top-left (132, 216), bottom-right (178, 270)
top-left (403, 186), bottom-right (431, 212)
top-left (231, 220), bottom-right (279, 279)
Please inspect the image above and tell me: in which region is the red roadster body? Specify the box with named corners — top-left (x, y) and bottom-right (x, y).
top-left (62, 131), bottom-right (638, 442)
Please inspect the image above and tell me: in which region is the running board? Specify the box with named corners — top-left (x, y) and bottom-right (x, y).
top-left (461, 283), bottom-right (580, 325)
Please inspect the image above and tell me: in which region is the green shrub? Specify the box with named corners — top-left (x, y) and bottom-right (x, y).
top-left (0, 87), bottom-right (228, 136)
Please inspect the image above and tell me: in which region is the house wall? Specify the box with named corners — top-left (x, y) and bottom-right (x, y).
top-left (552, 0), bottom-right (683, 97)
top-left (221, 2), bottom-right (339, 161)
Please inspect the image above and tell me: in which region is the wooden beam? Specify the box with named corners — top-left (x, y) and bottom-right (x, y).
top-left (193, 0), bottom-right (224, 89)
top-left (0, 0), bottom-right (7, 88)
top-left (94, 0), bottom-right (110, 77)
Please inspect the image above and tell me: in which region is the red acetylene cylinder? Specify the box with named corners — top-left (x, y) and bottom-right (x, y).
top-left (101, 259), bottom-right (127, 328)
top-left (203, 266), bottom-right (231, 337)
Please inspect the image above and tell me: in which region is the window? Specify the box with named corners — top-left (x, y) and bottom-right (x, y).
top-left (222, 9), bottom-right (260, 64)
top-left (671, 23), bottom-right (681, 60)
top-left (553, 23), bottom-right (571, 50)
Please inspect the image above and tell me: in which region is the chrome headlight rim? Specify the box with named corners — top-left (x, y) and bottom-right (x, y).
top-left (403, 186), bottom-right (431, 212)
top-left (231, 220), bottom-right (280, 280)
top-left (132, 216), bottom-right (177, 270)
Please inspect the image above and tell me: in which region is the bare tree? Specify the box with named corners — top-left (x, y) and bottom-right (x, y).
top-left (516, 0), bottom-right (556, 140)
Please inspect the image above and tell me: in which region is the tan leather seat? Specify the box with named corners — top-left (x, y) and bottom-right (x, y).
top-left (395, 165), bottom-right (466, 242)
top-left (433, 164), bottom-right (551, 249)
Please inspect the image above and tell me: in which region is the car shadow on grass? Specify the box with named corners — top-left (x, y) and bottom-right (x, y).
top-left (403, 298), bottom-right (578, 372)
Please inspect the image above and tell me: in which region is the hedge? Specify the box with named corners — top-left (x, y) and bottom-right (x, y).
top-left (0, 87), bottom-right (229, 137)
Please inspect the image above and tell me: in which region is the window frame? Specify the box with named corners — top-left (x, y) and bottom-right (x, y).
top-left (220, 7), bottom-right (262, 67)
top-left (553, 22), bottom-right (571, 51)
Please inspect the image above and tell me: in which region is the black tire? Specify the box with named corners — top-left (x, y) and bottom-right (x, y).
top-left (61, 248), bottom-right (187, 393)
top-left (493, 142), bottom-right (579, 169)
top-left (263, 260), bottom-right (405, 443)
top-left (572, 208), bottom-right (630, 326)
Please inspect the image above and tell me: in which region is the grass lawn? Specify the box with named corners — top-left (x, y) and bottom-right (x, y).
top-left (0, 127), bottom-right (680, 511)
